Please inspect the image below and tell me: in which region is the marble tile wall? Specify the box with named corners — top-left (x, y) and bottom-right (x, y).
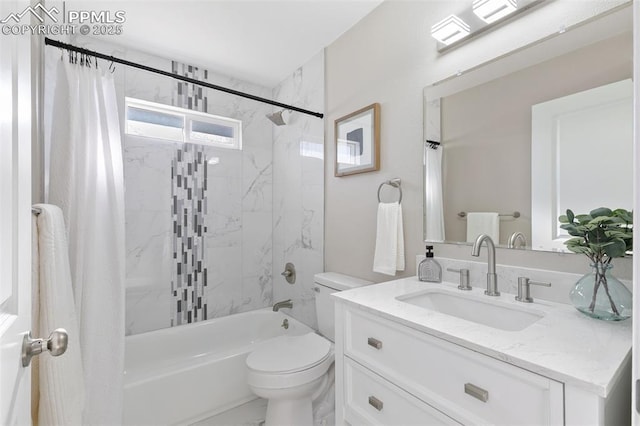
top-left (120, 136), bottom-right (176, 333)
top-left (68, 35), bottom-right (276, 335)
top-left (57, 36), bottom-right (326, 335)
top-left (272, 51), bottom-right (325, 329)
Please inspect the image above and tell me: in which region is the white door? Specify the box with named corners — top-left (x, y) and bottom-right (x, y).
top-left (531, 79), bottom-right (634, 252)
top-left (0, 0), bottom-right (34, 424)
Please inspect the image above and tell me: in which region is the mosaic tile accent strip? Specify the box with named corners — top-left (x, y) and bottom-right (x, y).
top-left (169, 61), bottom-right (210, 326)
top-left (172, 61), bottom-right (209, 112)
top-left (170, 143), bottom-right (208, 326)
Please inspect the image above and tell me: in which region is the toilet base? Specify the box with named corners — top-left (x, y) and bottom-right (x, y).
top-left (246, 333), bottom-right (335, 426)
top-left (250, 374), bottom-right (327, 426)
top-left (265, 397), bottom-right (313, 426)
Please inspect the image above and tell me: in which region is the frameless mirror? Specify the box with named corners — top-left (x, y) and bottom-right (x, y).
top-left (423, 7), bottom-right (633, 252)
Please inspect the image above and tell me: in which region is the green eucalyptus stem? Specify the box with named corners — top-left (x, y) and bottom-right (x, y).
top-left (559, 208), bottom-right (632, 319)
top-left (599, 259), bottom-right (620, 316)
top-left (588, 274), bottom-right (601, 312)
top-left (601, 278), bottom-right (620, 316)
top-left (587, 258), bottom-right (620, 316)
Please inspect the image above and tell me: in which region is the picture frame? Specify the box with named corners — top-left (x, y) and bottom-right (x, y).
top-left (334, 103), bottom-right (380, 176)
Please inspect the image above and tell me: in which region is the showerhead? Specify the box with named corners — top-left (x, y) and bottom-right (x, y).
top-left (266, 110), bottom-right (289, 126)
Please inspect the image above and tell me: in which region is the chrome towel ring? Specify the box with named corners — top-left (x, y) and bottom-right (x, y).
top-left (377, 178), bottom-right (402, 203)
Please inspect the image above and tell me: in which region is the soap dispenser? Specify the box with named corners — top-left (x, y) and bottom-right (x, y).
top-left (418, 245), bottom-right (442, 283)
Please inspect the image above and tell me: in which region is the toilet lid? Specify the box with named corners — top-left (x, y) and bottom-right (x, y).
top-left (246, 333), bottom-right (331, 374)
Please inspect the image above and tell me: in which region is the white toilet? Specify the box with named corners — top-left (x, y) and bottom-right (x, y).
top-left (246, 272), bottom-right (372, 426)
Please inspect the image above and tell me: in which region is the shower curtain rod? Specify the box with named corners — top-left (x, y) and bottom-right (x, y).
top-left (44, 38), bottom-right (324, 119)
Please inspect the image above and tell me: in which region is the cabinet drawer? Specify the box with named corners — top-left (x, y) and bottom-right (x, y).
top-left (344, 358), bottom-right (460, 426)
top-left (345, 308), bottom-right (564, 425)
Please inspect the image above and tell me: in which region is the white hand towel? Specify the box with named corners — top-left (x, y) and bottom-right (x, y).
top-left (466, 212), bottom-right (500, 243)
top-left (32, 204), bottom-right (85, 426)
top-left (373, 202), bottom-right (405, 276)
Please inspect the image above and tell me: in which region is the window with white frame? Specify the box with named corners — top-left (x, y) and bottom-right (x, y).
top-left (125, 97), bottom-right (242, 150)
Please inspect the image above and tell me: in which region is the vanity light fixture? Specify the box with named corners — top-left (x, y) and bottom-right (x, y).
top-left (430, 15), bottom-right (471, 45)
top-left (431, 0), bottom-right (545, 52)
top-left (472, 0), bottom-right (518, 24)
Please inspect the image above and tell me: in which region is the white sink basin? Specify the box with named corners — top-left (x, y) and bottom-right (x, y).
top-left (396, 289), bottom-right (545, 331)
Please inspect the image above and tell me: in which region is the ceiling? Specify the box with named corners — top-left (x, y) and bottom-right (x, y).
top-left (76, 0), bottom-right (383, 87)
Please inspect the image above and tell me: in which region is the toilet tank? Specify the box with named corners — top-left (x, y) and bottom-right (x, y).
top-left (314, 272), bottom-right (372, 342)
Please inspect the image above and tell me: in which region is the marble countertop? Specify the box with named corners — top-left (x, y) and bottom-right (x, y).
top-left (333, 277), bottom-right (631, 398)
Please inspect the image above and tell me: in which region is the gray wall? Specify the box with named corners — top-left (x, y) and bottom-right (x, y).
top-left (442, 33), bottom-right (632, 245)
top-left (324, 0), bottom-right (632, 283)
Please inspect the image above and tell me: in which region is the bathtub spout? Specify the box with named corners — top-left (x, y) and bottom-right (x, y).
top-left (273, 299), bottom-right (293, 312)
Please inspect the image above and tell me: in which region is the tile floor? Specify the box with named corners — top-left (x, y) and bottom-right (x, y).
top-left (191, 399), bottom-right (267, 426)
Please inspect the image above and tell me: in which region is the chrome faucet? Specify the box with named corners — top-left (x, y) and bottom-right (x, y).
top-left (471, 234), bottom-right (499, 296)
top-left (507, 232), bottom-right (527, 249)
top-left (273, 299), bottom-right (293, 312)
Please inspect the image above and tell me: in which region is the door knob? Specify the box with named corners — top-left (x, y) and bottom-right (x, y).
top-left (21, 328), bottom-right (68, 367)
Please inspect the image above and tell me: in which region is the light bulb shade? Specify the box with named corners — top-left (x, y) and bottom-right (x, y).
top-left (431, 15), bottom-right (471, 45)
top-left (472, 0), bottom-right (518, 24)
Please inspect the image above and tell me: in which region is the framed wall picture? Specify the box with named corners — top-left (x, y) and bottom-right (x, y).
top-left (334, 103), bottom-right (380, 176)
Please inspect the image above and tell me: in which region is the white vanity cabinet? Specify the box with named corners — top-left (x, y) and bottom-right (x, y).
top-left (336, 306), bottom-right (563, 425)
top-left (334, 295), bottom-right (631, 426)
top-left (343, 358), bottom-right (461, 425)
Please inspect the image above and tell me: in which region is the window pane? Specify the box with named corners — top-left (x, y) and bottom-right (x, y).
top-left (191, 120), bottom-right (234, 138)
top-left (127, 120), bottom-right (184, 141)
top-left (127, 107), bottom-right (183, 128)
top-left (124, 98), bottom-right (242, 149)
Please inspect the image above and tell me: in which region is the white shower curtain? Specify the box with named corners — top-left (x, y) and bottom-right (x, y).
top-left (47, 60), bottom-right (125, 425)
top-left (424, 145), bottom-right (445, 241)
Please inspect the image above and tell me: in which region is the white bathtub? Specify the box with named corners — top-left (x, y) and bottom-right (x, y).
top-left (123, 308), bottom-right (314, 425)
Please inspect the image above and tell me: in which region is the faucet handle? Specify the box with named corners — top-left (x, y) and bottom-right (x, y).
top-left (281, 262), bottom-right (296, 284)
top-left (447, 268), bottom-right (471, 291)
top-left (516, 277), bottom-right (551, 303)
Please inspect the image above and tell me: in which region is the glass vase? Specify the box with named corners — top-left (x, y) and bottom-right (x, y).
top-left (569, 262), bottom-right (632, 321)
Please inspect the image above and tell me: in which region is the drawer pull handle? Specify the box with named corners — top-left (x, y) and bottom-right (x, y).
top-left (368, 395), bottom-right (384, 411)
top-left (464, 383), bottom-right (489, 402)
top-left (367, 337), bottom-right (382, 350)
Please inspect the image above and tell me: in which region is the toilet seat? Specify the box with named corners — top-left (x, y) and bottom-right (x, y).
top-left (247, 333), bottom-right (331, 374)
top-left (246, 333), bottom-right (334, 389)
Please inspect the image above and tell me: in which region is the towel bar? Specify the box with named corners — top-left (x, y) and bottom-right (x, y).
top-left (32, 207), bottom-right (42, 215)
top-left (377, 179), bottom-right (402, 203)
top-left (458, 211), bottom-right (520, 219)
